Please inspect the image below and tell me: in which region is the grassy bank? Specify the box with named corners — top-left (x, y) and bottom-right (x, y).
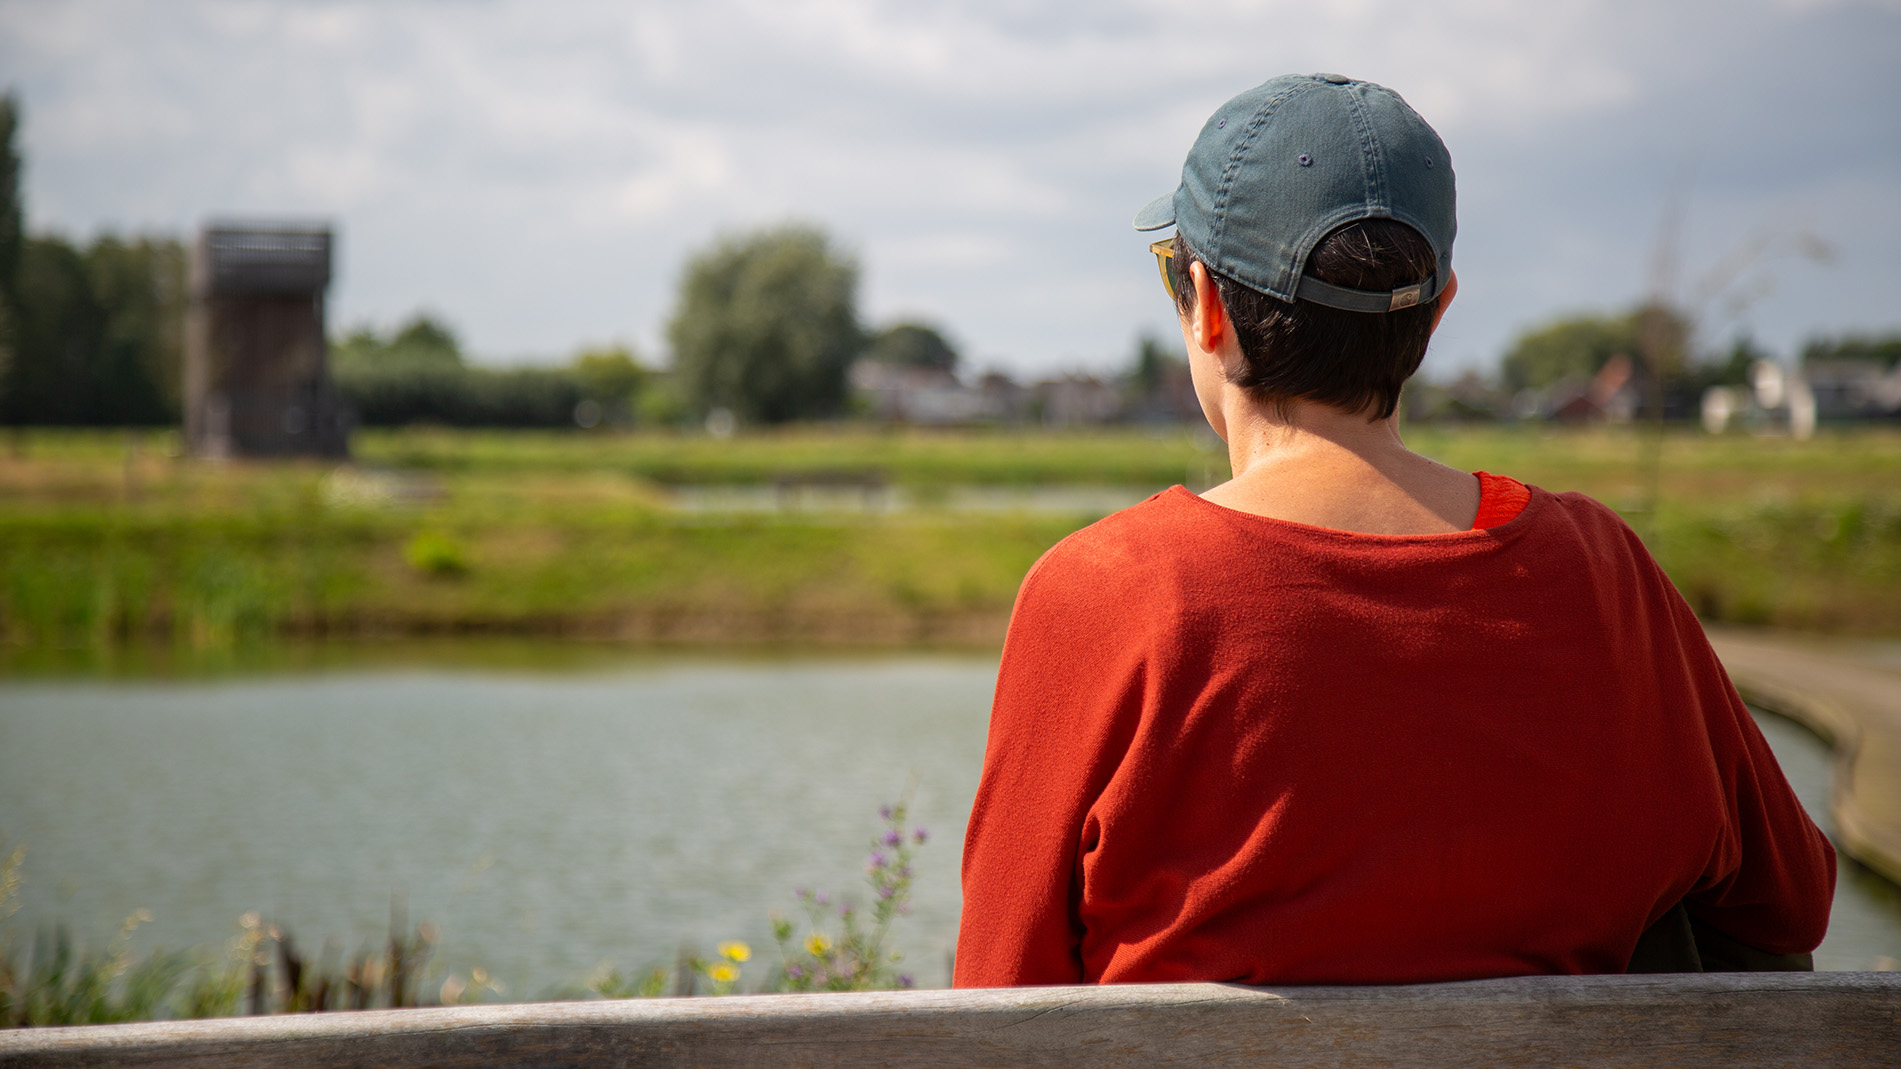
top-left (1, 425), bottom-right (1897, 655)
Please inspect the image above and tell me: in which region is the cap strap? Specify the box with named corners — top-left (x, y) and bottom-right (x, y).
top-left (1293, 272), bottom-right (1440, 313)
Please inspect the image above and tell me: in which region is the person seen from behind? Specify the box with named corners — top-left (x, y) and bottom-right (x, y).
top-left (954, 73), bottom-right (1834, 987)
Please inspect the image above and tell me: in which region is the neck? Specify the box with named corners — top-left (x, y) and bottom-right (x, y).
top-left (1218, 396), bottom-right (1408, 480)
top-left (1200, 387), bottom-right (1479, 535)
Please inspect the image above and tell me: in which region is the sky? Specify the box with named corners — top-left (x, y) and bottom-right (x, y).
top-left (1, 0), bottom-right (1897, 379)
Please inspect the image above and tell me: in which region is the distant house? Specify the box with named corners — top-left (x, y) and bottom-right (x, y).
top-left (850, 361), bottom-right (1165, 428)
top-left (1805, 359), bottom-right (1901, 421)
top-left (1032, 374), bottom-right (1124, 427)
top-left (975, 372), bottom-right (1028, 423)
top-left (851, 360), bottom-right (987, 424)
top-left (1544, 353), bottom-right (1637, 424)
top-left (1124, 360), bottom-right (1202, 425)
top-left (1700, 360), bottom-right (1819, 439)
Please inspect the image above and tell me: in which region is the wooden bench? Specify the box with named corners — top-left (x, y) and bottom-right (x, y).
top-left (4, 973), bottom-right (1897, 1067)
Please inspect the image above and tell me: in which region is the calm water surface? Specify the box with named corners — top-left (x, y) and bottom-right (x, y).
top-left (0, 655), bottom-right (1895, 997)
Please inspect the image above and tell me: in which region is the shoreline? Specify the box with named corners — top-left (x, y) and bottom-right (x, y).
top-left (1710, 628), bottom-right (1901, 888)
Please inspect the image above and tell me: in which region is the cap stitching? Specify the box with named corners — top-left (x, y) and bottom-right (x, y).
top-left (1345, 84), bottom-right (1388, 216)
top-left (1208, 81), bottom-right (1307, 282)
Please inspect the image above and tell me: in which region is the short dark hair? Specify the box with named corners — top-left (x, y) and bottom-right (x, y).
top-left (1170, 219), bottom-right (1440, 420)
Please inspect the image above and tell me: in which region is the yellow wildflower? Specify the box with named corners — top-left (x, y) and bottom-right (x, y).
top-left (805, 933), bottom-right (832, 956)
top-left (717, 941), bottom-right (752, 962)
top-left (708, 963), bottom-right (738, 984)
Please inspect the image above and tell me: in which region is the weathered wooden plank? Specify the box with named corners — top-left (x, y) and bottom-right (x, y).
top-left (3, 973), bottom-right (1897, 1068)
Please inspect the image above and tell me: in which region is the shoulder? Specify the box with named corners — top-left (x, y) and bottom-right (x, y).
top-left (1525, 486), bottom-right (1652, 558)
top-left (1006, 487), bottom-right (1208, 632)
top-left (1018, 487), bottom-right (1201, 595)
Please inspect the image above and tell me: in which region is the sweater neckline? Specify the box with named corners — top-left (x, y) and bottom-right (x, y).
top-left (1160, 479), bottom-right (1542, 544)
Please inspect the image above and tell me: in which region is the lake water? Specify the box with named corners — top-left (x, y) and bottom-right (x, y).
top-left (0, 654), bottom-right (1895, 999)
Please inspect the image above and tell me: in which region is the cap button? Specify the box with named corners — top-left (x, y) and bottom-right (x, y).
top-left (1318, 72), bottom-right (1351, 84)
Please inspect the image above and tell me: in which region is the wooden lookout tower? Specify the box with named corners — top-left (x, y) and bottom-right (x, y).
top-left (185, 223), bottom-right (349, 458)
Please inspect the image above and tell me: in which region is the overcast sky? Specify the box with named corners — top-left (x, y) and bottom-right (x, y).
top-left (2, 0), bottom-right (1897, 378)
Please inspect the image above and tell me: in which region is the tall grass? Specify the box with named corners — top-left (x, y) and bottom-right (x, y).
top-left (0, 800), bottom-right (929, 1026)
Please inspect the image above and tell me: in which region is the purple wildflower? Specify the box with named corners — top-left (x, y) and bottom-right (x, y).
top-left (899, 974), bottom-right (915, 989)
top-left (883, 830), bottom-right (902, 847)
top-left (815, 891), bottom-right (830, 906)
top-left (787, 964), bottom-right (803, 979)
top-left (878, 884), bottom-right (895, 899)
top-left (879, 805), bottom-right (892, 821)
top-left (869, 851), bottom-right (886, 868)
top-left (913, 827), bottom-right (929, 844)
top-left (839, 903), bottom-right (852, 918)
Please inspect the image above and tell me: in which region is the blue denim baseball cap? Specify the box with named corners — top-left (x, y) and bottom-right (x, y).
top-left (1135, 73), bottom-right (1455, 313)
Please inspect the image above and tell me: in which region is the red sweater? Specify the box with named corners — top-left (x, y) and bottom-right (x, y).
top-left (955, 481), bottom-right (1834, 987)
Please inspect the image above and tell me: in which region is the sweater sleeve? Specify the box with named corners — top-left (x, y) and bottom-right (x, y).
top-left (1687, 674), bottom-right (1838, 952)
top-left (954, 545), bottom-right (1146, 987)
top-left (1669, 591), bottom-right (1836, 953)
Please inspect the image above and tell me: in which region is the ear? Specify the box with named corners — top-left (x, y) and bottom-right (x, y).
top-left (1188, 260), bottom-right (1229, 353)
top-left (1428, 270), bottom-right (1459, 333)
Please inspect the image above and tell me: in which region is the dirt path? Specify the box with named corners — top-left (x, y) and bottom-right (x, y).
top-left (1709, 628), bottom-right (1901, 886)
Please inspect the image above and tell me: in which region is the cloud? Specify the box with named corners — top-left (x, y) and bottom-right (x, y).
top-left (0, 0), bottom-right (1895, 373)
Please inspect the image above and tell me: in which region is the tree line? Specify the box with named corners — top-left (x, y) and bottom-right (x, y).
top-left (1, 87), bottom-right (1892, 431)
top-left (0, 96), bottom-right (184, 427)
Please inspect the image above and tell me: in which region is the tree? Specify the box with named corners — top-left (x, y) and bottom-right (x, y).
top-left (331, 313), bottom-right (463, 375)
top-left (1129, 332), bottom-right (1181, 394)
top-left (1802, 333), bottom-right (1901, 370)
top-left (570, 344), bottom-right (646, 402)
top-left (1499, 312), bottom-right (1639, 391)
top-left (865, 322), bottom-right (957, 373)
top-left (0, 94), bottom-right (23, 417)
top-left (0, 234), bottom-right (181, 425)
top-left (0, 97), bottom-right (183, 426)
top-left (667, 225), bottom-right (862, 424)
top-left (1499, 304), bottom-right (1691, 392)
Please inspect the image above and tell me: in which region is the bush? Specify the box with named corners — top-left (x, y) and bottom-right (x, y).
top-left (404, 531), bottom-right (469, 577)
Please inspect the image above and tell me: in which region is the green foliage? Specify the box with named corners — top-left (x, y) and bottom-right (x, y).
top-left (634, 374), bottom-right (689, 427)
top-left (586, 963), bottom-right (670, 999)
top-left (0, 94), bottom-right (19, 288)
top-left (0, 840), bottom-right (459, 1028)
top-left (1500, 303), bottom-right (1701, 391)
top-left (0, 798), bottom-right (930, 1027)
top-left (865, 322), bottom-right (957, 373)
top-left (404, 530), bottom-right (469, 577)
top-left (0, 94), bottom-right (20, 405)
top-left (336, 362), bottom-right (587, 428)
top-left (1802, 332), bottom-right (1901, 370)
top-left (331, 319), bottom-right (649, 428)
top-left (0, 99), bottom-right (182, 427)
top-left (570, 346), bottom-right (647, 404)
top-left (330, 314), bottom-right (465, 376)
top-left (1130, 333), bottom-right (1182, 394)
top-left (668, 225), bottom-right (863, 424)
top-left (0, 235), bottom-right (183, 426)
top-left (1708, 336), bottom-right (1769, 388)
top-left (1500, 309), bottom-right (1643, 391)
top-left (0, 852), bottom-right (193, 1031)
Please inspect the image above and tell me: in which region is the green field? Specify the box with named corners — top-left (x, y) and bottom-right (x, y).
top-left (2, 424), bottom-right (1897, 664)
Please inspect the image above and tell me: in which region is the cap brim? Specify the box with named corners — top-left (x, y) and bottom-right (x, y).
top-left (1132, 191), bottom-right (1176, 232)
